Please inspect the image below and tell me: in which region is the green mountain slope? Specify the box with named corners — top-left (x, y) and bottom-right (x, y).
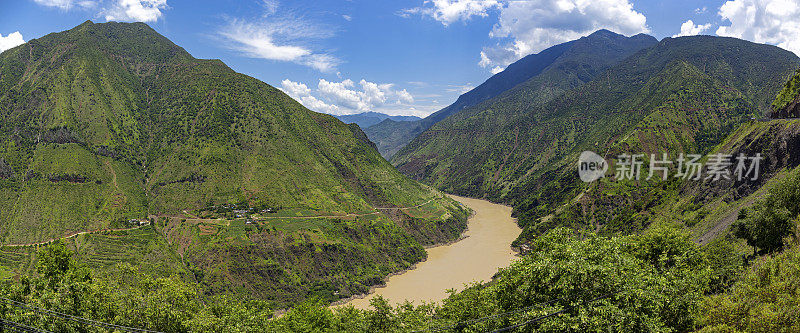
top-left (365, 30), bottom-right (657, 158)
top-left (392, 35), bottom-right (799, 244)
top-left (598, 69), bottom-right (800, 247)
top-left (772, 67), bottom-right (800, 117)
top-left (0, 21), bottom-right (468, 306)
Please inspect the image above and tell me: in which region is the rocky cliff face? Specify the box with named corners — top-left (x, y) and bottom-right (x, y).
top-left (698, 120), bottom-right (800, 201)
top-left (533, 119), bottom-right (800, 248)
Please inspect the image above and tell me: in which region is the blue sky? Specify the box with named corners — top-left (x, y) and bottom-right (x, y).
top-left (2, 0), bottom-right (800, 117)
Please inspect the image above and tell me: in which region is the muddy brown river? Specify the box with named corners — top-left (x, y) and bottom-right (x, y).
top-left (339, 195), bottom-right (521, 309)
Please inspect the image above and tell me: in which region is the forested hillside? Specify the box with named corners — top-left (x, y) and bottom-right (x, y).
top-left (365, 30), bottom-right (657, 158)
top-left (772, 67), bottom-right (800, 118)
top-left (0, 21), bottom-right (468, 306)
top-left (392, 35), bottom-right (800, 245)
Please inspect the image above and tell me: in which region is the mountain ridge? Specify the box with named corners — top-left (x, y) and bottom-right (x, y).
top-left (0, 21), bottom-right (468, 306)
top-left (334, 111), bottom-right (420, 128)
top-left (391, 34), bottom-right (800, 245)
top-left (365, 29), bottom-right (658, 158)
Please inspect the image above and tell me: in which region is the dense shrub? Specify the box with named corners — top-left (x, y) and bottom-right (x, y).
top-left (732, 171), bottom-right (800, 254)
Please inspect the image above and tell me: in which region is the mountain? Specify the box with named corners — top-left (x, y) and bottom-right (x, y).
top-left (3, 68), bottom-right (796, 332)
top-left (0, 21), bottom-right (468, 306)
top-left (391, 35), bottom-right (800, 245)
top-left (771, 67), bottom-right (800, 118)
top-left (543, 71), bottom-right (800, 249)
top-left (334, 111), bottom-right (420, 128)
top-left (649, 67), bottom-right (800, 245)
top-left (365, 29), bottom-right (658, 158)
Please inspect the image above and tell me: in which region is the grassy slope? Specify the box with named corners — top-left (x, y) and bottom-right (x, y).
top-left (547, 61), bottom-right (800, 243)
top-left (0, 21), bottom-right (469, 307)
top-left (772, 67), bottom-right (800, 115)
top-left (527, 96), bottom-right (800, 253)
top-left (392, 35), bottom-right (799, 244)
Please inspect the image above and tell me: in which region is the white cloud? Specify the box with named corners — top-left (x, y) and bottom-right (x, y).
top-left (299, 95), bottom-right (341, 114)
top-left (0, 32), bottom-right (25, 53)
top-left (397, 89), bottom-right (414, 104)
top-left (716, 0), bottom-right (800, 55)
top-left (315, 79), bottom-right (392, 111)
top-left (33, 0), bottom-right (74, 9)
top-left (260, 0), bottom-right (279, 15)
top-left (31, 0), bottom-right (166, 22)
top-left (280, 78), bottom-right (419, 116)
top-left (479, 0), bottom-right (649, 71)
top-left (218, 5), bottom-right (339, 72)
top-left (102, 0), bottom-right (167, 22)
top-left (281, 79), bottom-right (312, 97)
top-left (220, 20), bottom-right (312, 61)
top-left (673, 20), bottom-right (712, 37)
top-left (32, 0), bottom-right (96, 10)
top-left (33, 0), bottom-right (164, 22)
top-left (445, 83), bottom-right (475, 94)
top-left (695, 6), bottom-right (708, 14)
top-left (342, 15), bottom-right (352, 21)
top-left (402, 0), bottom-right (502, 26)
top-left (318, 79), bottom-right (366, 110)
top-left (359, 80), bottom-right (388, 107)
top-left (280, 79), bottom-right (342, 114)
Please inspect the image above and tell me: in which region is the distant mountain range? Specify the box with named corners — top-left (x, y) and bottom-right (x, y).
top-left (0, 21), bottom-right (468, 306)
top-left (391, 33), bottom-right (800, 245)
top-left (334, 111), bottom-right (420, 128)
top-left (365, 29), bottom-right (658, 158)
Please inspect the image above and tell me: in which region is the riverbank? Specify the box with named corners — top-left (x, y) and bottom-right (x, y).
top-left (335, 195), bottom-right (521, 309)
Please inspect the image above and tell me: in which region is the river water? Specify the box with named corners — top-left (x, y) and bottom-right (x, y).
top-left (340, 195), bottom-right (521, 309)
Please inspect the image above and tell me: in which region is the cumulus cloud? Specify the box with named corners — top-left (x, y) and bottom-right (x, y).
top-left (0, 32), bottom-right (25, 53)
top-left (397, 89), bottom-right (414, 104)
top-left (716, 0), bottom-right (800, 55)
top-left (402, 0), bottom-right (502, 26)
top-left (359, 80), bottom-right (388, 107)
top-left (280, 79), bottom-right (312, 97)
top-left (479, 0), bottom-right (649, 71)
top-left (32, 0), bottom-right (166, 22)
top-left (102, 0), bottom-right (167, 22)
top-left (318, 79), bottom-right (367, 110)
top-left (280, 78), bottom-right (418, 115)
top-left (280, 79), bottom-right (342, 114)
top-left (673, 20), bottom-right (712, 37)
top-left (218, 3), bottom-right (339, 72)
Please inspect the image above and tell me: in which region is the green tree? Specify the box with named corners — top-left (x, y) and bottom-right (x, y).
top-left (702, 244), bottom-right (800, 332)
top-left (732, 171), bottom-right (800, 254)
top-left (702, 236), bottom-right (744, 293)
